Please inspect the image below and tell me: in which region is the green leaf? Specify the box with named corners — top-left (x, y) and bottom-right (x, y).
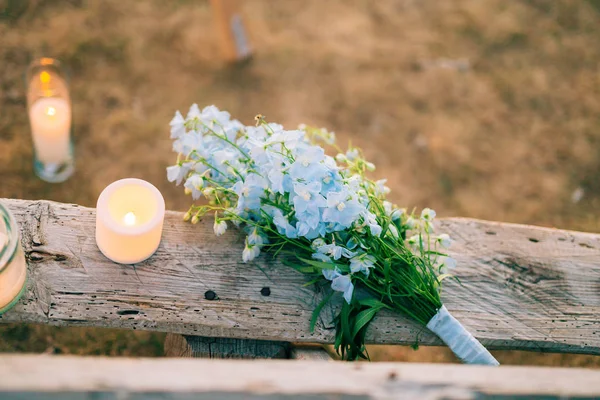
top-left (340, 302), bottom-right (353, 346)
top-left (358, 298), bottom-right (389, 309)
top-left (351, 306), bottom-right (382, 338)
top-left (302, 277), bottom-right (323, 287)
top-left (310, 291), bottom-right (334, 333)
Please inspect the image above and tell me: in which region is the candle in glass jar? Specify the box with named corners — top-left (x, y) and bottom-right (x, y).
top-left (29, 96), bottom-right (72, 164)
top-left (0, 204), bottom-right (28, 315)
top-left (95, 179), bottom-right (165, 264)
top-left (26, 58), bottom-right (74, 183)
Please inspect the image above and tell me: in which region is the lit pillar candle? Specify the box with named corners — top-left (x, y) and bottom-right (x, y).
top-left (0, 204), bottom-right (28, 315)
top-left (29, 96), bottom-right (71, 164)
top-left (95, 179), bottom-right (166, 264)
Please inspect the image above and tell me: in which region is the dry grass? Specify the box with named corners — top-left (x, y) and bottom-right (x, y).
top-left (1, 0), bottom-right (599, 365)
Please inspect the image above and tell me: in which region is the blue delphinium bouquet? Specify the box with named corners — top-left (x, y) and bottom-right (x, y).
top-left (167, 105), bottom-right (498, 365)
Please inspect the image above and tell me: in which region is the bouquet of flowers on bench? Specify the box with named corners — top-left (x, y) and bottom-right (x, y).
top-left (167, 105), bottom-right (499, 365)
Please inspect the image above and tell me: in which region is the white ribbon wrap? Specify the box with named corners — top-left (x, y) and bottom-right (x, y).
top-left (426, 305), bottom-right (499, 366)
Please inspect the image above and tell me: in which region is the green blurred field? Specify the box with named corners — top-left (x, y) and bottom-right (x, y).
top-left (1, 0), bottom-right (599, 365)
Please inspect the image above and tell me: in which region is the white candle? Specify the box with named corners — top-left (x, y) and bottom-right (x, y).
top-left (96, 179), bottom-right (166, 264)
top-left (0, 224), bottom-right (27, 314)
top-left (29, 97), bottom-right (71, 164)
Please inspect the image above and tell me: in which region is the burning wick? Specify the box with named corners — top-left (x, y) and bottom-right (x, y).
top-left (46, 107), bottom-right (56, 117)
top-left (123, 212), bottom-right (137, 226)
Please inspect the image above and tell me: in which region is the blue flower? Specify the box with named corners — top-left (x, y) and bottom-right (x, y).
top-left (292, 182), bottom-right (326, 214)
top-left (322, 190), bottom-right (364, 228)
top-left (173, 131), bottom-right (204, 155)
top-left (267, 207), bottom-right (298, 239)
top-left (322, 269), bottom-right (354, 304)
top-left (233, 174), bottom-right (267, 212)
top-left (312, 252), bottom-right (332, 263)
top-left (288, 146), bottom-right (328, 182)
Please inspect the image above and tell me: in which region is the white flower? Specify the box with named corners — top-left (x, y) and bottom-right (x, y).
top-left (247, 228), bottom-right (266, 245)
top-left (335, 153), bottom-right (347, 163)
top-left (383, 201), bottom-right (393, 215)
top-left (316, 243), bottom-right (355, 260)
top-left (167, 165), bottom-right (183, 184)
top-left (170, 111), bottom-right (186, 139)
top-left (407, 234), bottom-right (421, 248)
top-left (346, 148), bottom-right (359, 161)
top-left (349, 254), bottom-right (376, 277)
top-left (186, 103), bottom-right (202, 120)
top-left (405, 216), bottom-right (417, 229)
top-left (213, 215), bottom-right (227, 236)
top-left (439, 256), bottom-right (457, 273)
top-left (421, 208), bottom-right (436, 221)
top-left (437, 233), bottom-right (452, 248)
top-left (184, 174), bottom-right (204, 200)
top-left (391, 208), bottom-right (404, 221)
top-left (387, 224), bottom-right (399, 239)
top-left (166, 162), bottom-right (193, 185)
top-left (242, 243), bottom-right (260, 263)
top-left (311, 238), bottom-right (327, 250)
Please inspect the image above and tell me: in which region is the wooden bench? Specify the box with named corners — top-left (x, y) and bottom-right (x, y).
top-left (1, 198), bottom-right (600, 399)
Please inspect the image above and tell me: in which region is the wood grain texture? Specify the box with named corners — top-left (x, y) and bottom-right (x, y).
top-left (289, 345), bottom-right (332, 361)
top-left (164, 333), bottom-right (290, 359)
top-left (1, 198), bottom-right (599, 354)
top-left (1, 355), bottom-right (600, 399)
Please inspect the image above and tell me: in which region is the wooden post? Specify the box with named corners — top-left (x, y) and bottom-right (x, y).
top-left (210, 0), bottom-right (252, 63)
top-left (164, 333), bottom-right (290, 359)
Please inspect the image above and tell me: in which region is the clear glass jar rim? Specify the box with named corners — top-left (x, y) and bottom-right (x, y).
top-left (0, 203), bottom-right (20, 274)
top-left (26, 57), bottom-right (70, 82)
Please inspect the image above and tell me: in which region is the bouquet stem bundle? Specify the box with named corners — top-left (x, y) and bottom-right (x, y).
top-left (167, 105), bottom-right (498, 365)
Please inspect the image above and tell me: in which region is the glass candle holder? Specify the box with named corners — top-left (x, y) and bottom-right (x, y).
top-left (0, 203), bottom-right (27, 315)
top-left (26, 57), bottom-right (74, 183)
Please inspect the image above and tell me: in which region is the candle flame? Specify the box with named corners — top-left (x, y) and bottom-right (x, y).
top-left (123, 212), bottom-right (137, 226)
top-left (46, 107), bottom-right (56, 116)
top-left (40, 71), bottom-right (51, 83)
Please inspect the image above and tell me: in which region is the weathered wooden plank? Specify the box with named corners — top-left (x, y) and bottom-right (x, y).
top-left (164, 333), bottom-right (290, 358)
top-left (1, 355), bottom-right (600, 399)
top-left (1, 198), bottom-right (599, 354)
top-left (290, 345), bottom-right (332, 361)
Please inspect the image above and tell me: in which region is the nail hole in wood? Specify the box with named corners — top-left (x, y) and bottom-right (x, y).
top-left (117, 310), bottom-right (139, 316)
top-left (529, 238), bottom-right (539, 243)
top-left (485, 231), bottom-right (496, 235)
top-left (205, 290), bottom-right (217, 300)
top-left (260, 287), bottom-right (271, 296)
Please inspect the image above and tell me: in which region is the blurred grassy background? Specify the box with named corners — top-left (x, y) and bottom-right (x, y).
top-left (1, 0), bottom-right (599, 365)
